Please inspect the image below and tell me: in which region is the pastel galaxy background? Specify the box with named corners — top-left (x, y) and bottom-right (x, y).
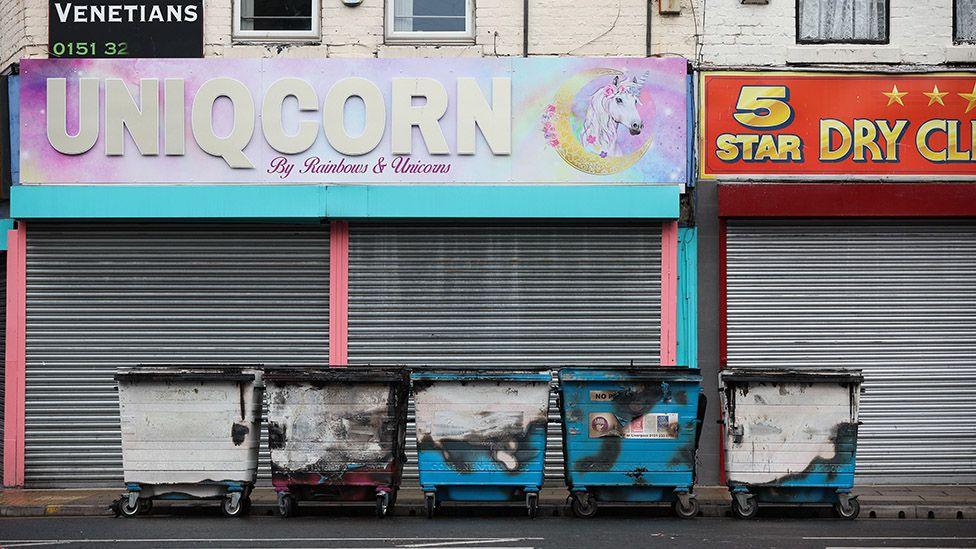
top-left (20, 58), bottom-right (687, 184)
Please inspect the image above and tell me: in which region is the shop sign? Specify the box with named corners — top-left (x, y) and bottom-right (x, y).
top-left (48, 0), bottom-right (203, 58)
top-left (701, 72), bottom-right (976, 179)
top-left (20, 58), bottom-right (687, 184)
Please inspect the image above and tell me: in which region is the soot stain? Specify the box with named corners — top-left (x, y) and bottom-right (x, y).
top-left (268, 421), bottom-right (286, 449)
top-left (626, 466), bottom-right (649, 485)
top-left (765, 422), bottom-right (858, 485)
top-left (420, 418), bottom-right (549, 474)
top-left (231, 423), bottom-right (250, 446)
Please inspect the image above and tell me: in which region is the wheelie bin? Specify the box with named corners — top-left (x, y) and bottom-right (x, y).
top-left (411, 368), bottom-right (551, 518)
top-left (264, 367), bottom-right (409, 518)
top-left (112, 365), bottom-right (264, 518)
top-left (719, 368), bottom-right (864, 520)
top-left (557, 367), bottom-right (706, 519)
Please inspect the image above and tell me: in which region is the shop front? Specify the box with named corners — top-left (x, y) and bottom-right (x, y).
top-left (3, 57), bottom-right (693, 487)
top-left (702, 72), bottom-right (976, 484)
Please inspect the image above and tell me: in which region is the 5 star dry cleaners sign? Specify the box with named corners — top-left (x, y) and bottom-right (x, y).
top-left (700, 72), bottom-right (976, 179)
top-left (49, 0), bottom-right (203, 58)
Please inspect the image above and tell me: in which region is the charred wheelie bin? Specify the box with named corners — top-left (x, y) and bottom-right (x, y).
top-left (719, 368), bottom-right (864, 520)
top-left (557, 367), bottom-right (706, 519)
top-left (113, 365), bottom-right (264, 518)
top-left (411, 368), bottom-right (551, 518)
top-left (264, 367), bottom-right (409, 518)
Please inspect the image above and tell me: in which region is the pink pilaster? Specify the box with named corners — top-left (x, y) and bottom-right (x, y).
top-left (4, 223), bottom-right (26, 487)
top-left (329, 221), bottom-right (349, 367)
top-left (660, 220), bottom-right (678, 367)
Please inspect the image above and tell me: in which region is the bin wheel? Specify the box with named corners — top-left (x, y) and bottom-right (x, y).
top-left (278, 494), bottom-right (297, 518)
top-left (570, 493), bottom-right (597, 519)
top-left (376, 493), bottom-right (392, 518)
top-left (833, 498), bottom-right (860, 520)
top-left (221, 495), bottom-right (246, 518)
top-left (731, 495), bottom-right (758, 520)
top-left (424, 493), bottom-right (436, 519)
top-left (137, 499), bottom-right (153, 515)
top-left (117, 496), bottom-right (140, 518)
top-left (527, 493), bottom-right (539, 519)
top-left (673, 496), bottom-right (699, 519)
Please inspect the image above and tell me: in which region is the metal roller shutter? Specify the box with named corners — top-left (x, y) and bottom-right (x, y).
top-left (25, 223), bottom-right (329, 487)
top-left (348, 222), bottom-right (663, 483)
top-left (726, 220), bottom-right (976, 484)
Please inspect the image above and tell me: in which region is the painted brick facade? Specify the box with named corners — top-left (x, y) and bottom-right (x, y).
top-left (699, 0), bottom-right (976, 67)
top-left (2, 0), bottom-right (699, 68)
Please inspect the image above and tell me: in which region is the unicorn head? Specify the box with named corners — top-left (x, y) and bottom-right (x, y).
top-left (609, 72), bottom-right (648, 136)
top-left (581, 71), bottom-right (650, 156)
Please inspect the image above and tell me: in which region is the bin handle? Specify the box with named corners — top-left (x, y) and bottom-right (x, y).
top-left (694, 393), bottom-right (707, 451)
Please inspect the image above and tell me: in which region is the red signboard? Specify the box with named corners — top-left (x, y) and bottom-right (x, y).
top-left (700, 72), bottom-right (976, 179)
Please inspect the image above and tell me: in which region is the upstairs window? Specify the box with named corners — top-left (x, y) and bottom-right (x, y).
top-left (957, 0), bottom-right (976, 43)
top-left (797, 0), bottom-right (888, 44)
top-left (386, 0), bottom-right (474, 43)
top-left (234, 0), bottom-right (320, 40)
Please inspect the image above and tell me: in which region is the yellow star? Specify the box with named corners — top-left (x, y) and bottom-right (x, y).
top-left (923, 85), bottom-right (948, 106)
top-left (958, 84), bottom-right (976, 114)
top-left (882, 85), bottom-right (908, 106)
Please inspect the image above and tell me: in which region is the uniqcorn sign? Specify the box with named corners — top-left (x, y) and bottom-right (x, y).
top-left (19, 58), bottom-right (688, 185)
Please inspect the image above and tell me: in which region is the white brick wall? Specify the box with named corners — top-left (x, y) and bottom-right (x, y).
top-left (1, 0), bottom-right (46, 70)
top-left (2, 0), bottom-right (700, 67)
top-left (698, 0), bottom-right (976, 67)
top-left (3, 0), bottom-right (972, 71)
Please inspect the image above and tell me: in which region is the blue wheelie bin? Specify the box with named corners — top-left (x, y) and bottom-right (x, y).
top-left (411, 369), bottom-right (551, 518)
top-left (719, 368), bottom-right (864, 520)
top-left (558, 367), bottom-right (705, 519)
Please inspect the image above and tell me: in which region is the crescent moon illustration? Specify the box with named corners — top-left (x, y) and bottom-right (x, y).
top-left (552, 68), bottom-right (653, 175)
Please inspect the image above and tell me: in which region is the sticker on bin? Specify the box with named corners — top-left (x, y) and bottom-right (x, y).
top-left (588, 412), bottom-right (679, 439)
top-left (589, 390), bottom-right (626, 401)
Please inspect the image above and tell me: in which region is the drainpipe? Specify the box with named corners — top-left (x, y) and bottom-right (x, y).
top-left (646, 0), bottom-right (653, 56)
top-left (523, 0), bottom-right (529, 57)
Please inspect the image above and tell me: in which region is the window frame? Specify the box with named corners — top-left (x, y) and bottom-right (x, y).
top-left (384, 0), bottom-right (476, 45)
top-left (954, 0), bottom-right (976, 44)
top-left (795, 0), bottom-right (890, 45)
top-left (232, 0), bottom-right (321, 42)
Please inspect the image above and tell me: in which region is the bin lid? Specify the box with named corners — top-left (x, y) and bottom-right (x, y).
top-left (115, 365), bottom-right (260, 382)
top-left (410, 369), bottom-right (551, 382)
top-left (719, 368), bottom-right (864, 384)
top-left (264, 366), bottom-right (409, 384)
top-left (558, 366), bottom-right (701, 383)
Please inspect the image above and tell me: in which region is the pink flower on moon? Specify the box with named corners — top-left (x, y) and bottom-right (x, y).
top-left (545, 103), bottom-right (556, 114)
top-left (586, 134), bottom-right (596, 144)
top-left (549, 138), bottom-right (560, 147)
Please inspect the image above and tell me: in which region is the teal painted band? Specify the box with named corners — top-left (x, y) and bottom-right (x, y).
top-left (0, 218), bottom-right (14, 250)
top-left (11, 185), bottom-right (327, 219)
top-left (677, 226), bottom-right (698, 369)
top-left (12, 185), bottom-right (679, 220)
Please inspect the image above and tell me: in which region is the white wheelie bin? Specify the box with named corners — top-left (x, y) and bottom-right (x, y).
top-left (113, 365), bottom-right (264, 517)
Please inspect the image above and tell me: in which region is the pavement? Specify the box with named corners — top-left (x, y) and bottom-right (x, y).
top-left (2, 513), bottom-right (976, 549)
top-left (2, 485), bottom-right (975, 519)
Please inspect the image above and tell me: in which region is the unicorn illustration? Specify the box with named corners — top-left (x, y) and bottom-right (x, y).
top-left (580, 71), bottom-right (649, 157)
